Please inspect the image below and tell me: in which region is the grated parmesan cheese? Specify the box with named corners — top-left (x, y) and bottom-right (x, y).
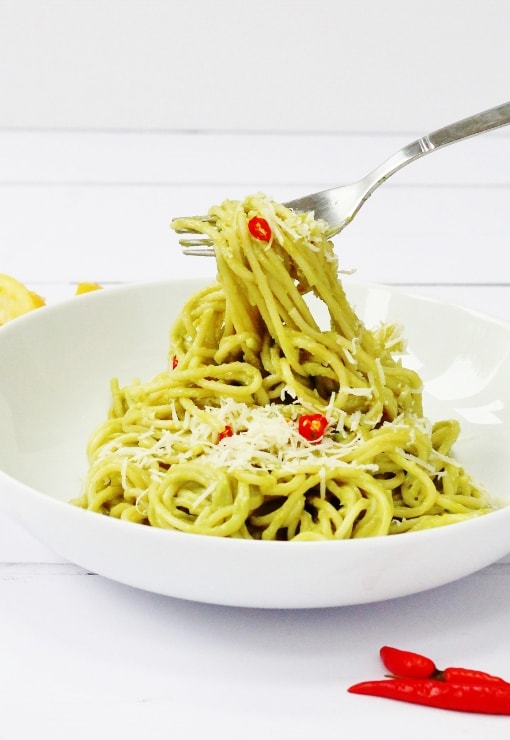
top-left (97, 398), bottom-right (381, 481)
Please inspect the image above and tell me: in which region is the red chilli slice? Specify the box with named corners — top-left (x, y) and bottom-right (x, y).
top-left (247, 216), bottom-right (272, 242)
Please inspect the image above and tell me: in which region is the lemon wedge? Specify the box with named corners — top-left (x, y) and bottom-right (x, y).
top-left (75, 282), bottom-right (102, 295)
top-left (0, 273), bottom-right (45, 326)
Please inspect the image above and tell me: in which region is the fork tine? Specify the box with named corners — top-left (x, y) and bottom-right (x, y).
top-left (181, 244), bottom-right (216, 256)
top-left (178, 236), bottom-right (214, 247)
top-left (178, 233), bottom-right (215, 256)
top-left (172, 214), bottom-right (216, 254)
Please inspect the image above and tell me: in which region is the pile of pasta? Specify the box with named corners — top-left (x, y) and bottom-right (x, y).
top-left (74, 194), bottom-right (492, 540)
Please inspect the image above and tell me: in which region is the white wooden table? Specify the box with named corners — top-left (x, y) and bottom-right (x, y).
top-left (1, 129), bottom-right (510, 739)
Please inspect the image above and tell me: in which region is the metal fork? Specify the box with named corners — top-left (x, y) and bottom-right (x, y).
top-left (175, 101), bottom-right (510, 255)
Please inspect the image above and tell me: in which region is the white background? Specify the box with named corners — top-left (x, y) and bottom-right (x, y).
top-left (1, 0), bottom-right (509, 133)
top-left (1, 3), bottom-right (510, 739)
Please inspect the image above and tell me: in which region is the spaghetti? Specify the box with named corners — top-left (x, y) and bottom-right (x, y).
top-left (73, 193), bottom-right (492, 540)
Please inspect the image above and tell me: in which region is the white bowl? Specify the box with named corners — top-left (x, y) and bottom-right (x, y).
top-left (1, 278), bottom-right (510, 609)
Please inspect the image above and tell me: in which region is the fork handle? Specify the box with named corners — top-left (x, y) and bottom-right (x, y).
top-left (365, 101), bottom-right (510, 192)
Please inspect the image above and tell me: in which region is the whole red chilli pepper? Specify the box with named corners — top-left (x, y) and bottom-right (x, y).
top-left (380, 646), bottom-right (436, 679)
top-left (442, 667), bottom-right (510, 686)
top-left (379, 646), bottom-right (508, 685)
top-left (348, 678), bottom-right (510, 715)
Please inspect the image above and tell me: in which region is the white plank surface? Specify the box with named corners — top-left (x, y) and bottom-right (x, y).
top-left (1, 128), bottom-right (510, 739)
top-left (1, 129), bottom-right (510, 287)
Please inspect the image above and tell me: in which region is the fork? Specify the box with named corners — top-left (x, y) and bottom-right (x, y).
top-left (175, 101), bottom-right (510, 255)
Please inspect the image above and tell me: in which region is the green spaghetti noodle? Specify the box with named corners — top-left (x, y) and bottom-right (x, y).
top-left (73, 193), bottom-right (492, 539)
